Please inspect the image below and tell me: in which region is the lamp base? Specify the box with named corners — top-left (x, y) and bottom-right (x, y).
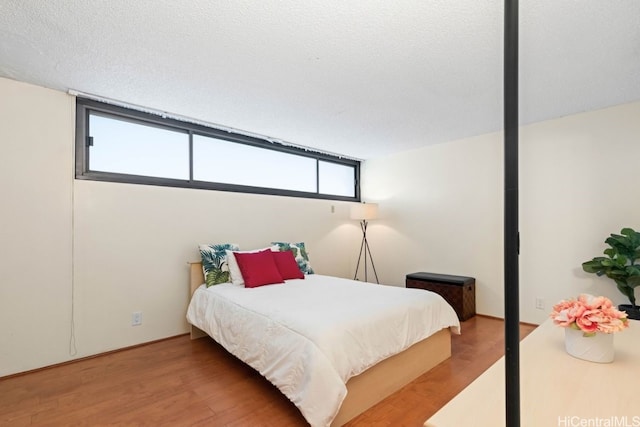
top-left (353, 220), bottom-right (379, 284)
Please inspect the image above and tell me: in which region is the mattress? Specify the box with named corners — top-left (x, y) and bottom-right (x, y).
top-left (186, 274), bottom-right (460, 427)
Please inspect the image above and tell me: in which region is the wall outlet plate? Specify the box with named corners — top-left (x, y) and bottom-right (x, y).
top-left (132, 311), bottom-right (142, 326)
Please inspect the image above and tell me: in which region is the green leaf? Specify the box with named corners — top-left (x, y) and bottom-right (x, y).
top-left (627, 275), bottom-right (640, 288)
top-left (626, 265), bottom-right (640, 275)
top-left (608, 268), bottom-right (627, 279)
top-left (606, 233), bottom-right (637, 258)
top-left (205, 272), bottom-right (216, 287)
top-left (585, 228), bottom-right (640, 305)
top-left (606, 234), bottom-right (624, 246)
top-left (582, 259), bottom-right (606, 273)
top-left (614, 255), bottom-right (628, 266)
top-left (206, 269), bottom-right (230, 287)
top-left (621, 228), bottom-right (635, 238)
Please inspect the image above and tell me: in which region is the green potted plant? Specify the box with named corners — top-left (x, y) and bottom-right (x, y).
top-left (582, 227), bottom-right (640, 320)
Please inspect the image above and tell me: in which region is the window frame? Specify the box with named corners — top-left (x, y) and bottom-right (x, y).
top-left (75, 98), bottom-right (360, 201)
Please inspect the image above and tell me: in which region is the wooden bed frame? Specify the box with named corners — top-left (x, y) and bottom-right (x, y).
top-left (188, 262), bottom-right (452, 426)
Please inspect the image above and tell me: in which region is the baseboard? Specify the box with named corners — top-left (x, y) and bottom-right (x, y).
top-left (474, 313), bottom-right (540, 328)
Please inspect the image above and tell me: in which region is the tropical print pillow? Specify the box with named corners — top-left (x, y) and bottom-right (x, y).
top-left (199, 243), bottom-right (240, 287)
top-left (271, 242), bottom-right (314, 275)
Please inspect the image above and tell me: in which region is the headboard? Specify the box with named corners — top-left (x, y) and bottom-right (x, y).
top-left (189, 262), bottom-right (204, 296)
top-left (188, 262), bottom-right (207, 339)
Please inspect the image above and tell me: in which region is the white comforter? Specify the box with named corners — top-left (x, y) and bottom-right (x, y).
top-left (186, 274), bottom-right (460, 427)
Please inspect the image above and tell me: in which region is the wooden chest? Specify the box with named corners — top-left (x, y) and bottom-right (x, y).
top-left (406, 272), bottom-right (476, 321)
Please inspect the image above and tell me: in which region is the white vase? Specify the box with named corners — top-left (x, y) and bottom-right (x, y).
top-left (564, 328), bottom-right (614, 363)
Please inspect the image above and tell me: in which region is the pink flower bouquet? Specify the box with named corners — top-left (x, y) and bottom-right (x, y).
top-left (550, 294), bottom-right (629, 336)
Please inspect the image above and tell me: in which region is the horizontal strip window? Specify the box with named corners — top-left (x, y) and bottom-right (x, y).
top-left (75, 98), bottom-right (360, 201)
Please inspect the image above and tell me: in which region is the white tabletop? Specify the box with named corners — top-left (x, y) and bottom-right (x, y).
top-left (425, 319), bottom-right (639, 427)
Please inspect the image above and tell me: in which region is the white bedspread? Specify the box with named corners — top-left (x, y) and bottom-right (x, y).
top-left (186, 274), bottom-right (460, 427)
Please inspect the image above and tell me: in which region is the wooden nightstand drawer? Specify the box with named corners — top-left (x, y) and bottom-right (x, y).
top-left (406, 272), bottom-right (476, 321)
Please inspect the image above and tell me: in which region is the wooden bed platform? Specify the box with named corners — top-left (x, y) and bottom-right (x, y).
top-left (188, 262), bottom-right (452, 426)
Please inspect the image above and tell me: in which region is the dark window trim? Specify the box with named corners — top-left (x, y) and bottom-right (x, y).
top-left (75, 98), bottom-right (360, 202)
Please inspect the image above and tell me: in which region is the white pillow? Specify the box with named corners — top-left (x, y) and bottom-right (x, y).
top-left (226, 248), bottom-right (272, 286)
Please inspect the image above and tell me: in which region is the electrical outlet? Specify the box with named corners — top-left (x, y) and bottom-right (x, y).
top-left (331, 205), bottom-right (335, 213)
top-left (535, 298), bottom-right (545, 310)
top-left (132, 311), bottom-right (142, 326)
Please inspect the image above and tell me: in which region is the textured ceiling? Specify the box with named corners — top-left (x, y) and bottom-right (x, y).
top-left (1, 1), bottom-right (639, 159)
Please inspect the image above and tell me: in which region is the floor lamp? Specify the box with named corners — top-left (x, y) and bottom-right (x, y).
top-left (351, 203), bottom-right (379, 284)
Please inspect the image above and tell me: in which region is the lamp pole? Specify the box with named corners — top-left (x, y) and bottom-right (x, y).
top-left (363, 220), bottom-right (369, 282)
top-left (354, 219), bottom-right (379, 284)
top-left (504, 0), bottom-right (520, 426)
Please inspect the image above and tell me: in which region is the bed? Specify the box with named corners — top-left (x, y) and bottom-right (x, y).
top-left (186, 262), bottom-right (460, 427)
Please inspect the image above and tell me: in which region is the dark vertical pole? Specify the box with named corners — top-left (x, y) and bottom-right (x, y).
top-left (504, 1), bottom-right (520, 427)
top-left (363, 221), bottom-right (368, 282)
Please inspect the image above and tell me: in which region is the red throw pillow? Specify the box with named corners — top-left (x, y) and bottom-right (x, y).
top-left (272, 250), bottom-right (305, 280)
top-left (234, 249), bottom-right (284, 288)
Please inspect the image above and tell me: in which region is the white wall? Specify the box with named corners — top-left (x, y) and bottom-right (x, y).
top-left (3, 76), bottom-right (638, 375)
top-left (519, 102), bottom-right (640, 324)
top-left (361, 132), bottom-right (504, 318)
top-left (72, 181), bottom-right (356, 356)
top-left (0, 77), bottom-right (358, 376)
top-left (362, 101), bottom-right (640, 324)
top-left (0, 78), bottom-right (74, 377)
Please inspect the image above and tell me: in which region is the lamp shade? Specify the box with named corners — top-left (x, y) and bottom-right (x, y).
top-left (350, 203), bottom-right (378, 221)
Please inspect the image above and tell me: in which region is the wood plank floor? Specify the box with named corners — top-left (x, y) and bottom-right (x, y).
top-left (0, 316), bottom-right (536, 427)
